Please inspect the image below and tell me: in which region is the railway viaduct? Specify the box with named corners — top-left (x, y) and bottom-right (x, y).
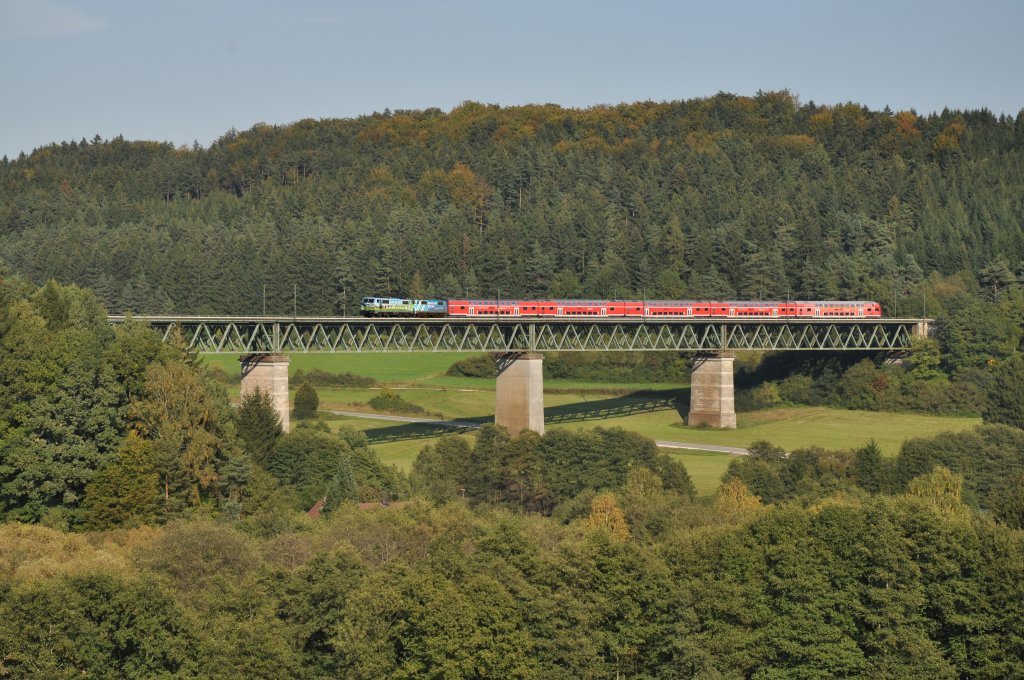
top-left (108, 316), bottom-right (930, 434)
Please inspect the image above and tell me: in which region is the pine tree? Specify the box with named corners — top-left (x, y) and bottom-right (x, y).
top-left (979, 256), bottom-right (1016, 300)
top-left (408, 271), bottom-right (427, 299)
top-left (525, 241), bottom-right (555, 297)
top-left (221, 453), bottom-right (253, 505)
top-left (323, 457), bottom-right (356, 514)
top-left (982, 354), bottom-right (1024, 429)
top-left (234, 388), bottom-right (282, 466)
top-left (854, 440), bottom-right (884, 492)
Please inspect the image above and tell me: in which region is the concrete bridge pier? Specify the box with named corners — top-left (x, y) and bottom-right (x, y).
top-left (495, 353), bottom-right (545, 435)
top-left (688, 354), bottom-right (737, 429)
top-left (240, 354), bottom-right (291, 432)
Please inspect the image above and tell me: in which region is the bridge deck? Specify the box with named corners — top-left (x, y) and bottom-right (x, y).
top-left (108, 316), bottom-right (930, 354)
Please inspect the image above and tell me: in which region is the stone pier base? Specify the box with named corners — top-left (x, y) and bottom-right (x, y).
top-left (240, 354), bottom-right (291, 433)
top-left (688, 355), bottom-right (736, 429)
top-left (495, 353), bottom-right (545, 435)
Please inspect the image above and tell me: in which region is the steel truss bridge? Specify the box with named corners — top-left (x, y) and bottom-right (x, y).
top-left (107, 316), bottom-right (930, 354)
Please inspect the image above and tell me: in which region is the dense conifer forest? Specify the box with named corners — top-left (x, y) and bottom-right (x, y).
top-left (2, 92), bottom-right (1024, 315)
top-left (3, 93), bottom-right (1024, 676)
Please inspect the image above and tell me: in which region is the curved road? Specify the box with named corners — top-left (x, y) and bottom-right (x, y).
top-left (326, 409), bottom-right (749, 456)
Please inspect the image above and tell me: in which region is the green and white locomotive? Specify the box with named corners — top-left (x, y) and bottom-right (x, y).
top-left (359, 297), bottom-right (448, 317)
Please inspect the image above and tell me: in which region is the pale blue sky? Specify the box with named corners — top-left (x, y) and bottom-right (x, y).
top-left (2, 0), bottom-right (1022, 159)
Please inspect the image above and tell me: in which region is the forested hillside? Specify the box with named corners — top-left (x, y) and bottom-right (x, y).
top-left (4, 245), bottom-right (1024, 678)
top-left (2, 92), bottom-right (1023, 315)
top-left (4, 494), bottom-right (1023, 678)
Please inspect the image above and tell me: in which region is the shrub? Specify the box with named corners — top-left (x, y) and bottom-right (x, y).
top-left (752, 382), bottom-right (783, 406)
top-left (778, 374), bottom-right (816, 404)
top-left (446, 354), bottom-right (497, 378)
top-left (368, 389), bottom-right (425, 415)
top-left (291, 368), bottom-right (376, 387)
top-left (293, 383), bottom-right (319, 420)
top-left (268, 430), bottom-right (354, 510)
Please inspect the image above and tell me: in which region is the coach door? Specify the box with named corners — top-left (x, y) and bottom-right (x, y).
top-left (557, 307), bottom-right (563, 316)
top-left (468, 306), bottom-right (475, 316)
top-left (513, 306), bottom-right (520, 316)
top-left (601, 307), bottom-right (608, 316)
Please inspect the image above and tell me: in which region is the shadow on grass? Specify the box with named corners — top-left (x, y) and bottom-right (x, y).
top-left (358, 389), bottom-right (688, 444)
top-left (545, 388), bottom-right (688, 424)
top-left (361, 421), bottom-right (486, 443)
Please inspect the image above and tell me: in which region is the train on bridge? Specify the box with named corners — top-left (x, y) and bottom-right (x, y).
top-left (360, 297), bottom-right (883, 318)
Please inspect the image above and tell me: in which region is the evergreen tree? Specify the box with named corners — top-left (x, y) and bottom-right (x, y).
top-left (234, 388), bottom-right (282, 466)
top-left (982, 354), bottom-right (1024, 429)
top-left (979, 256), bottom-right (1016, 300)
top-left (322, 458), bottom-right (356, 514)
top-left (854, 440), bottom-right (884, 492)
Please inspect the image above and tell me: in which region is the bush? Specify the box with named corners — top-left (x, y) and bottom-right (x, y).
top-left (268, 430), bottom-right (354, 510)
top-left (293, 383), bottom-right (319, 420)
top-left (368, 389), bottom-right (426, 415)
top-left (778, 374), bottom-right (816, 404)
top-left (413, 425), bottom-right (694, 514)
top-left (446, 352), bottom-right (692, 383)
top-left (291, 368), bottom-right (376, 387)
top-left (737, 357), bottom-right (984, 417)
top-left (544, 352), bottom-right (690, 383)
top-left (446, 354), bottom-right (497, 378)
top-left (751, 382), bottom-right (782, 407)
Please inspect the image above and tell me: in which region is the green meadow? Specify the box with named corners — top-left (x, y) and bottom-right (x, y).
top-left (206, 353), bottom-right (982, 496)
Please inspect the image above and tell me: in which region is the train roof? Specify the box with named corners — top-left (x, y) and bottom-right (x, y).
top-left (447, 299), bottom-right (879, 305)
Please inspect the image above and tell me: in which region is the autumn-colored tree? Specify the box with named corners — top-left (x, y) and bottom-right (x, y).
top-left (585, 492), bottom-right (629, 541)
top-left (907, 466), bottom-right (963, 509)
top-left (130, 361), bottom-right (231, 510)
top-left (714, 477), bottom-right (763, 515)
top-left (80, 432), bottom-right (161, 529)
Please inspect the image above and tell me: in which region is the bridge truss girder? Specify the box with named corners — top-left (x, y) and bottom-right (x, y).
top-left (109, 317), bottom-right (921, 354)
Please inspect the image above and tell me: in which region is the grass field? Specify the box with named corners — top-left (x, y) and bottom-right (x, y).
top-left (205, 352), bottom-right (472, 383)
top-left (666, 451), bottom-right (735, 495)
top-left (206, 353), bottom-right (676, 393)
top-left (549, 406), bottom-right (979, 456)
top-left (207, 353), bottom-right (982, 497)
